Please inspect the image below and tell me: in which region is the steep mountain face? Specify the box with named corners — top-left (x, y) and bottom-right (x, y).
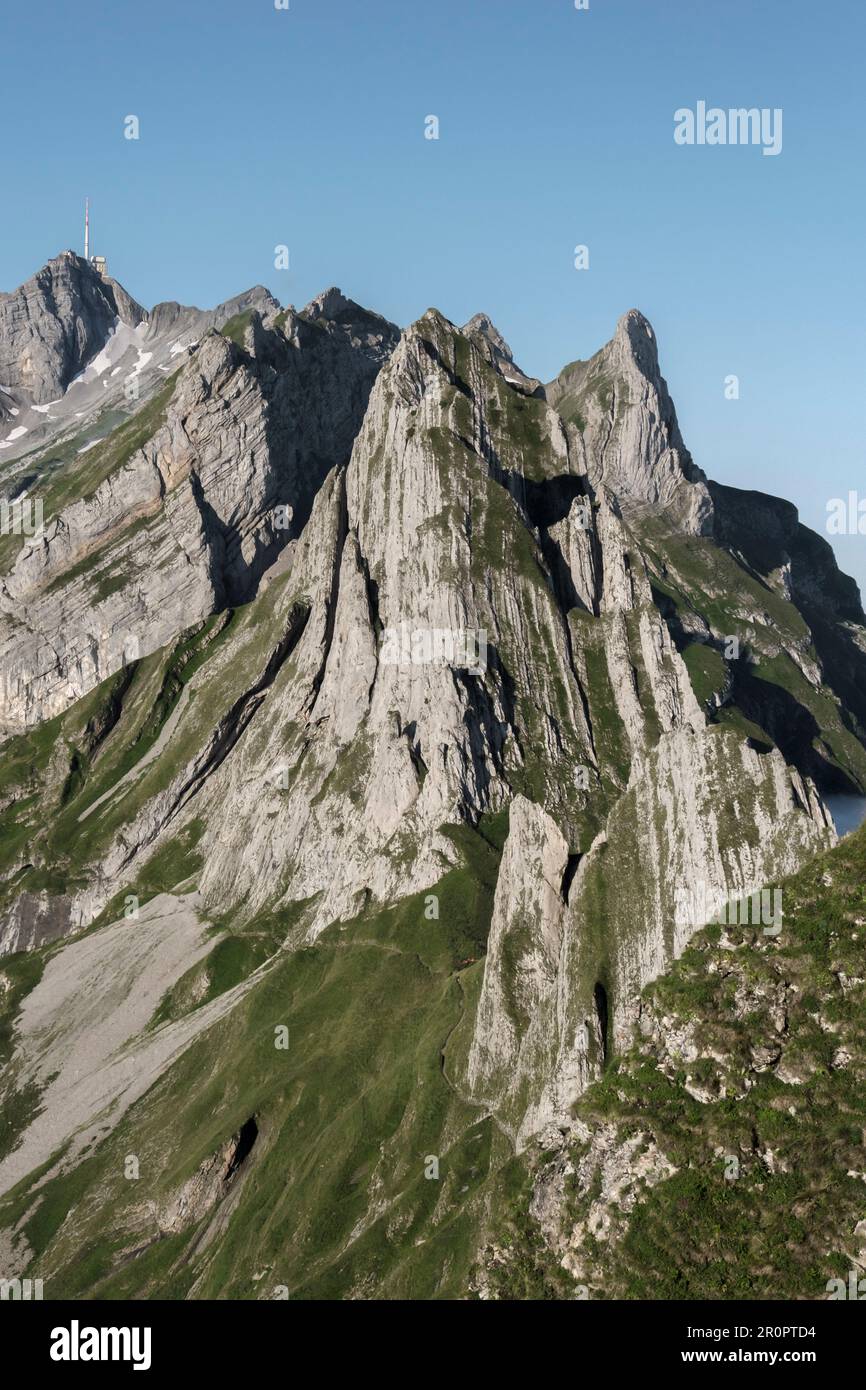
top-left (546, 309), bottom-right (711, 534)
top-left (0, 260), bottom-right (864, 1300)
top-left (0, 252), bottom-right (145, 412)
top-left (0, 287), bottom-right (398, 735)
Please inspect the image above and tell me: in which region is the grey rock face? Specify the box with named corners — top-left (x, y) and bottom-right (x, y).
top-left (0, 890), bottom-right (76, 956)
top-left (463, 313), bottom-right (543, 396)
top-left (464, 728), bottom-right (832, 1148)
top-left (29, 302), bottom-right (846, 960)
top-left (467, 795), bottom-right (576, 1143)
top-left (0, 276), bottom-right (283, 487)
top-left (0, 288), bottom-right (399, 735)
top-left (0, 272), bottom-right (863, 1216)
top-left (0, 251), bottom-right (146, 407)
top-left (547, 309), bottom-right (713, 534)
top-left (144, 284), bottom-right (280, 344)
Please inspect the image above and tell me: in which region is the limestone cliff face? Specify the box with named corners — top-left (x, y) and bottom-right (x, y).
top-left (547, 309), bottom-right (712, 535)
top-left (0, 262), bottom-right (864, 1234)
top-left (0, 291), bottom-right (398, 736)
top-left (1, 290), bottom-right (855, 954)
top-left (0, 251), bottom-right (146, 409)
top-left (467, 796), bottom-right (580, 1145)
top-left (165, 310), bottom-right (599, 933)
top-left (466, 729), bottom-right (831, 1148)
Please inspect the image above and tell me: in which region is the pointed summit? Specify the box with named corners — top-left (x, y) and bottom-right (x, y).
top-left (546, 309), bottom-right (710, 533)
top-left (613, 308), bottom-right (660, 377)
top-left (462, 311), bottom-right (543, 397)
top-left (302, 286), bottom-right (353, 321)
top-left (462, 312), bottom-right (515, 362)
top-left (0, 251), bottom-right (146, 406)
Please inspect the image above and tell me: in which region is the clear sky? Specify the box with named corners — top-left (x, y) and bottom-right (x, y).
top-left (2, 0), bottom-right (864, 592)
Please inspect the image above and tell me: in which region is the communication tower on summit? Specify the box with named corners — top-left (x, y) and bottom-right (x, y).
top-left (83, 198), bottom-right (108, 277)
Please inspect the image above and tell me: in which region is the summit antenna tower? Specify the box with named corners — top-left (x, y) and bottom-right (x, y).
top-left (84, 197), bottom-right (89, 262)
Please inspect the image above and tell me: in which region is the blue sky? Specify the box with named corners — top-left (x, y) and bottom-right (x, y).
top-left (2, 0), bottom-right (864, 591)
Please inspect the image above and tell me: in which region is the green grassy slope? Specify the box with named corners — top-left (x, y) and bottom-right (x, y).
top-left (0, 818), bottom-right (524, 1300)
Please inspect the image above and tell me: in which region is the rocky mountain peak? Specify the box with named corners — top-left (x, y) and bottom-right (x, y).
top-left (299, 286), bottom-right (400, 361)
top-left (461, 310), bottom-right (543, 397)
top-left (302, 286), bottom-right (352, 320)
top-left (545, 308), bottom-right (709, 531)
top-left (0, 250), bottom-right (146, 407)
top-left (613, 307), bottom-right (660, 378)
top-left (33, 250), bottom-right (146, 329)
top-left (463, 312), bottom-right (515, 362)
top-left (144, 284), bottom-right (280, 343)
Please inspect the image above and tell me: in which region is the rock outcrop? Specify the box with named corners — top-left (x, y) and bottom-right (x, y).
top-left (547, 309), bottom-right (712, 534)
top-left (0, 287), bottom-right (398, 735)
top-left (0, 251), bottom-right (145, 408)
top-left (465, 732), bottom-right (831, 1147)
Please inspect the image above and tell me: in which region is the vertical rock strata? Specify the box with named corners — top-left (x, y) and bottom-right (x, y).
top-left (0, 265), bottom-right (860, 1197)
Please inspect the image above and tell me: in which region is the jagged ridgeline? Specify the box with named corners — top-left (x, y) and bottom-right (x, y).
top-left (0, 256), bottom-right (865, 1298)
